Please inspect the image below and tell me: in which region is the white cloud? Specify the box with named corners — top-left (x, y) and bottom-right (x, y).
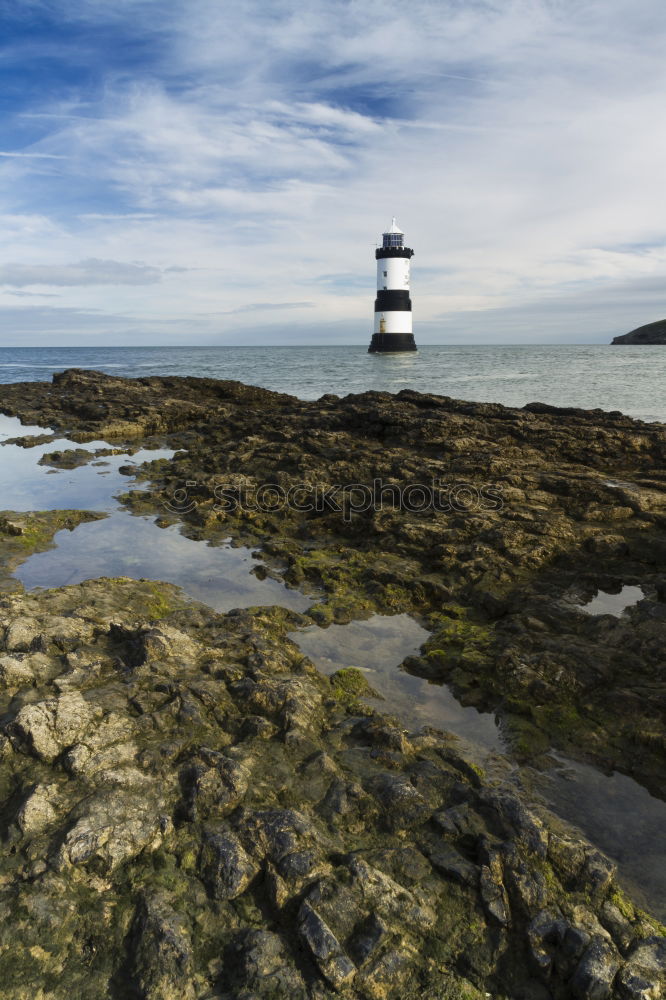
top-left (0, 259), bottom-right (163, 287)
top-left (0, 151), bottom-right (65, 159)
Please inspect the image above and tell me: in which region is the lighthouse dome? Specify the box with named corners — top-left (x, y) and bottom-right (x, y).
top-left (382, 217), bottom-right (404, 248)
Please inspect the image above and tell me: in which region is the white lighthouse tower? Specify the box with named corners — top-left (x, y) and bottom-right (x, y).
top-left (368, 218), bottom-right (417, 353)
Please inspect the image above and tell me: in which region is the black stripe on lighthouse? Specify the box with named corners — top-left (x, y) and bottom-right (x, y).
top-left (375, 247), bottom-right (414, 259)
top-left (374, 290), bottom-right (412, 311)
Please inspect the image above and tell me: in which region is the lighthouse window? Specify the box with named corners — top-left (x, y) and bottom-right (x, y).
top-left (383, 271), bottom-right (387, 277)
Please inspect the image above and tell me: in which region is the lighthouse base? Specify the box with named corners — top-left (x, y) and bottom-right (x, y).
top-left (368, 333), bottom-right (417, 353)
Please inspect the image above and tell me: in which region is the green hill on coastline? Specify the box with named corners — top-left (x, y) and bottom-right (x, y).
top-left (612, 318), bottom-right (666, 344)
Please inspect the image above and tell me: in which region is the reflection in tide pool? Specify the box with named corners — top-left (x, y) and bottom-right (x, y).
top-left (2, 413), bottom-right (311, 613)
top-left (0, 413), bottom-right (173, 513)
top-left (14, 512), bottom-right (312, 613)
top-left (579, 585), bottom-right (644, 617)
top-left (290, 614), bottom-right (502, 751)
top-left (529, 755), bottom-right (666, 920)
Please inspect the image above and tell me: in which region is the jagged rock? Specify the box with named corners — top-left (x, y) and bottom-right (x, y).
top-left (527, 910), bottom-right (569, 976)
top-left (199, 831), bottom-right (258, 899)
top-left (318, 777), bottom-right (375, 830)
top-left (298, 901), bottom-right (355, 990)
top-left (16, 782), bottom-right (60, 834)
top-left (55, 788), bottom-right (167, 871)
top-left (227, 929), bottom-right (308, 998)
top-left (570, 938), bottom-right (622, 999)
top-left (366, 772), bottom-right (432, 831)
top-left (600, 901), bottom-right (635, 953)
top-left (616, 937), bottom-right (666, 999)
top-left (238, 807), bottom-right (327, 887)
top-left (480, 787), bottom-right (549, 856)
top-left (182, 751), bottom-right (251, 821)
top-left (480, 861), bottom-right (510, 927)
top-left (0, 654), bottom-right (38, 689)
top-left (4, 617), bottom-right (42, 652)
top-left (8, 691), bottom-right (94, 762)
top-left (348, 912), bottom-right (390, 965)
top-left (131, 892), bottom-right (196, 1000)
top-left (426, 842), bottom-right (479, 887)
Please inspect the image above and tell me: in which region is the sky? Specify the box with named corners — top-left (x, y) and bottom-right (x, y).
top-left (0, 0), bottom-right (665, 346)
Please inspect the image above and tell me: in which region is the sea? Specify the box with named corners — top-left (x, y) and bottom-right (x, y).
top-left (1, 344), bottom-right (666, 422)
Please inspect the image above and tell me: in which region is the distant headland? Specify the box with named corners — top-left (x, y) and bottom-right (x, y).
top-left (611, 318), bottom-right (666, 344)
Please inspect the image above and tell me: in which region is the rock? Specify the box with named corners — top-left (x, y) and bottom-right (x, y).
top-left (616, 937), bottom-right (666, 999)
top-left (182, 751), bottom-right (250, 820)
top-left (55, 789), bottom-right (166, 871)
top-left (38, 448), bottom-right (94, 469)
top-left (16, 783), bottom-right (60, 835)
top-left (570, 938), bottom-right (621, 999)
top-left (599, 901), bottom-right (634, 953)
top-left (0, 654), bottom-right (36, 689)
top-left (348, 912), bottom-right (389, 965)
top-left (131, 892), bottom-right (196, 1000)
top-left (479, 862), bottom-right (510, 927)
top-left (527, 910), bottom-right (568, 976)
top-left (298, 901), bottom-right (355, 990)
top-left (318, 777), bottom-right (375, 830)
top-left (580, 849), bottom-right (617, 899)
top-left (4, 618), bottom-right (42, 653)
top-left (0, 516), bottom-right (25, 536)
top-left (228, 929), bottom-right (308, 998)
top-left (506, 858), bottom-right (548, 912)
top-left (480, 787), bottom-right (549, 857)
top-left (239, 808), bottom-right (322, 867)
top-left (198, 831), bottom-right (258, 900)
top-left (8, 691), bottom-right (93, 762)
top-left (426, 842), bottom-right (479, 887)
top-left (64, 714), bottom-right (138, 779)
top-left (366, 772), bottom-right (431, 831)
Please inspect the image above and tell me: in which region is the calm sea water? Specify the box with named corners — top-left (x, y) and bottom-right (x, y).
top-left (0, 344), bottom-right (665, 421)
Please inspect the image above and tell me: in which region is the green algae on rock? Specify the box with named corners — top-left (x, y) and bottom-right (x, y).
top-left (5, 367), bottom-right (662, 792)
top-left (1, 368), bottom-right (666, 996)
top-left (0, 576), bottom-right (664, 998)
top-left (0, 509), bottom-right (106, 591)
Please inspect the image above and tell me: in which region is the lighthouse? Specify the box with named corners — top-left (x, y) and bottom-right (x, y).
top-left (368, 218), bottom-right (417, 353)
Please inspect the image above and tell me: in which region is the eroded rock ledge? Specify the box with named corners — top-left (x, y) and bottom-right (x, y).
top-left (1, 369), bottom-right (666, 998)
top-left (3, 368), bottom-right (666, 791)
top-left (0, 578), bottom-right (663, 1000)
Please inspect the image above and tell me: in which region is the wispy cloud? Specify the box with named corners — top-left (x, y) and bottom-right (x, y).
top-left (0, 259), bottom-right (163, 287)
top-left (0, 151), bottom-right (66, 159)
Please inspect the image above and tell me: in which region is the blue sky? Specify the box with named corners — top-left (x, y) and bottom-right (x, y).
top-left (0, 0), bottom-right (665, 345)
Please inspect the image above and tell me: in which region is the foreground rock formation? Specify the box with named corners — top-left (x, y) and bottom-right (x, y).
top-left (0, 368), bottom-right (665, 998)
top-left (612, 319), bottom-right (666, 344)
top-left (0, 573), bottom-right (664, 1000)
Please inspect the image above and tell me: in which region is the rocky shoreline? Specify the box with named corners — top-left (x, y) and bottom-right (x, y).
top-left (0, 368), bottom-right (665, 999)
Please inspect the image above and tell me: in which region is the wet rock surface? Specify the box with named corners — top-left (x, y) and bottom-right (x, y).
top-left (0, 369), bottom-right (665, 998)
top-left (0, 577), bottom-right (663, 999)
top-left (3, 368), bottom-right (665, 791)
